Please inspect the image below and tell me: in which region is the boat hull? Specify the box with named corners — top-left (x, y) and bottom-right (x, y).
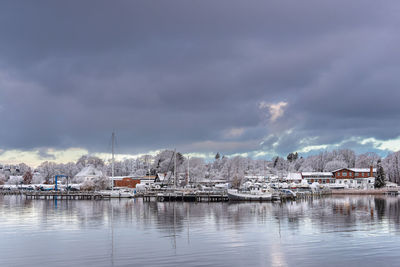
top-left (227, 190), bottom-right (272, 201)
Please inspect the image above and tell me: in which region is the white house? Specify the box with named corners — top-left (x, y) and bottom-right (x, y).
top-left (74, 165), bottom-right (103, 182)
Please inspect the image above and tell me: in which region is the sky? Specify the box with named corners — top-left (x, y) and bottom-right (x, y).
top-left (1, 0), bottom-right (400, 166)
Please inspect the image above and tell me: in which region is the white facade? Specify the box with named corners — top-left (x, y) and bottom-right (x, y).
top-left (301, 172), bottom-right (335, 184)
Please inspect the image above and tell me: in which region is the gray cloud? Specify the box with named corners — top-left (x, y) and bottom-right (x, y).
top-left (0, 0), bottom-right (400, 159)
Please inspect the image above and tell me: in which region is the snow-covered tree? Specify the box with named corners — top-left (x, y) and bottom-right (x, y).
top-left (187, 157), bottom-right (206, 183)
top-left (7, 176), bottom-right (23, 185)
top-left (356, 152), bottom-right (380, 168)
top-left (77, 155), bottom-right (104, 169)
top-left (152, 150), bottom-right (184, 173)
top-left (324, 160), bottom-right (347, 171)
top-left (32, 172), bottom-right (45, 184)
top-left (383, 151), bottom-right (400, 184)
top-left (38, 161), bottom-right (58, 183)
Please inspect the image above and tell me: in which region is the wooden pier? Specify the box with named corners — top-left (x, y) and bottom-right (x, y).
top-left (141, 191), bottom-right (229, 202)
top-left (24, 191), bottom-right (111, 200)
top-left (0, 190), bottom-right (111, 200)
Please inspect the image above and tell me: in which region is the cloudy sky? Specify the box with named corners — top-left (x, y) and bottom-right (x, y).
top-left (1, 0), bottom-right (400, 166)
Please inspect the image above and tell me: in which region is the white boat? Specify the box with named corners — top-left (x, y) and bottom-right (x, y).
top-left (227, 189), bottom-right (273, 201)
top-left (104, 132), bottom-right (134, 198)
top-left (100, 189), bottom-right (135, 198)
top-left (109, 189), bottom-right (135, 198)
top-left (280, 189), bottom-right (297, 198)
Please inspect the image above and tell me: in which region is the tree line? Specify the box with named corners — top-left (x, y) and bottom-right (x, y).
top-left (1, 149), bottom-right (400, 186)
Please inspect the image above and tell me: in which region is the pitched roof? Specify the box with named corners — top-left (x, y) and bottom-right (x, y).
top-left (301, 172), bottom-right (333, 176)
top-left (286, 173), bottom-right (302, 180)
top-left (331, 168), bottom-right (376, 173)
top-left (75, 165), bottom-right (103, 178)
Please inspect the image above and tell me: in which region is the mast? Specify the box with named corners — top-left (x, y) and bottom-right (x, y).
top-left (112, 131), bottom-right (115, 191)
top-left (174, 149), bottom-right (177, 187)
top-left (187, 156), bottom-right (190, 185)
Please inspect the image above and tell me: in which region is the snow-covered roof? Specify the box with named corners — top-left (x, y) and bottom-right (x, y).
top-left (286, 173), bottom-right (302, 180)
top-left (350, 168), bottom-right (376, 173)
top-left (75, 165), bottom-right (103, 178)
top-left (302, 172), bottom-right (333, 177)
top-left (331, 168), bottom-right (376, 173)
top-left (244, 175), bottom-right (266, 179)
top-left (109, 176), bottom-right (137, 180)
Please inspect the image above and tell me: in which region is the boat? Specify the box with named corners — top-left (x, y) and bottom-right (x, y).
top-left (106, 132), bottom-right (135, 198)
top-left (99, 189), bottom-right (135, 198)
top-left (227, 189), bottom-right (273, 201)
top-left (109, 189), bottom-right (135, 198)
top-left (279, 189), bottom-right (296, 199)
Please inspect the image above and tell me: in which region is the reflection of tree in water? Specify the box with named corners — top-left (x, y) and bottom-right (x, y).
top-left (374, 197), bottom-right (386, 220)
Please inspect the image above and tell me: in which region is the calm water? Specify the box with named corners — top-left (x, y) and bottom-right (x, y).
top-left (1, 195), bottom-right (400, 267)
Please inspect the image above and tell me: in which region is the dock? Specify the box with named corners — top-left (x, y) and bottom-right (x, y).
top-left (0, 190), bottom-right (111, 200)
top-left (140, 191), bottom-right (229, 202)
top-left (25, 191), bottom-right (111, 200)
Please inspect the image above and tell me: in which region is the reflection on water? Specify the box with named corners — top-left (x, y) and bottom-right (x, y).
top-left (1, 195), bottom-right (400, 267)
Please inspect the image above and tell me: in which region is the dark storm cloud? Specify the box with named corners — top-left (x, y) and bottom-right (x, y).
top-left (0, 0), bottom-right (400, 158)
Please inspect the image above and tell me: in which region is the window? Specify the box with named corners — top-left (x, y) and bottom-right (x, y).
top-left (355, 172), bottom-right (359, 176)
top-left (343, 172), bottom-right (347, 177)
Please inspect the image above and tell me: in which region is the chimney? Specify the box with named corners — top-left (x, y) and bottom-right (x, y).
top-left (370, 165), bottom-right (373, 177)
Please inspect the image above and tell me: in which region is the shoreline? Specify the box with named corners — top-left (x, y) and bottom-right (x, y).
top-left (331, 188), bottom-right (397, 195)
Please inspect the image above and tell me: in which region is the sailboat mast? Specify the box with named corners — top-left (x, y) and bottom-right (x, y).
top-left (112, 131), bottom-right (115, 191)
top-left (174, 149), bottom-right (177, 187)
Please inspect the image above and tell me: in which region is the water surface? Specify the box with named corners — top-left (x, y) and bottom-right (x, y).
top-left (1, 195), bottom-right (400, 267)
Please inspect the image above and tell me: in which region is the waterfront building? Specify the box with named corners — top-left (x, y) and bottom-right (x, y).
top-left (286, 172), bottom-right (302, 183)
top-left (74, 165), bottom-right (103, 182)
top-left (301, 172), bottom-right (335, 184)
top-left (111, 176), bottom-right (141, 188)
top-left (332, 166), bottom-right (376, 188)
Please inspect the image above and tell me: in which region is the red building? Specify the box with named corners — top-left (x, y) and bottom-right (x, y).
top-left (332, 166), bottom-right (376, 179)
top-left (113, 177), bottom-right (141, 188)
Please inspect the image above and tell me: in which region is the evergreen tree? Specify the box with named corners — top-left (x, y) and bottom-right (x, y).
top-left (215, 152), bottom-right (220, 160)
top-left (374, 159), bottom-right (386, 188)
top-left (287, 152), bottom-right (298, 163)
